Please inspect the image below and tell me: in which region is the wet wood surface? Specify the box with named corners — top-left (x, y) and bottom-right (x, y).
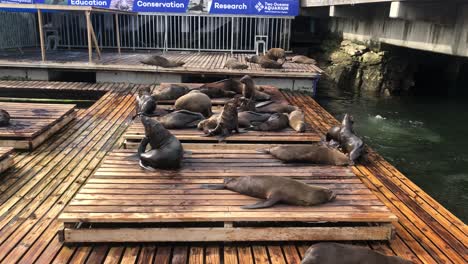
top-left (0, 81), bottom-right (464, 263)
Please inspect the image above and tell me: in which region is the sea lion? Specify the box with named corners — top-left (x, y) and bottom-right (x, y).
top-left (260, 57), bottom-right (285, 69)
top-left (192, 80), bottom-right (237, 98)
top-left (254, 90), bottom-right (271, 101)
top-left (156, 110), bottom-right (205, 129)
top-left (135, 87), bottom-right (158, 117)
top-left (197, 114), bottom-right (219, 133)
top-left (288, 109), bottom-right (306, 132)
top-left (140, 55), bottom-right (185, 68)
top-left (0, 109), bottom-right (10, 127)
top-left (266, 48), bottom-right (286, 61)
top-left (245, 55), bottom-right (263, 63)
top-left (205, 98), bottom-right (240, 140)
top-left (301, 243), bottom-right (413, 264)
top-left (174, 90), bottom-right (212, 118)
top-left (224, 58), bottom-right (248, 70)
top-left (240, 75), bottom-right (256, 100)
top-left (326, 125), bottom-right (341, 143)
top-left (238, 111), bottom-right (271, 128)
top-left (138, 115), bottom-right (184, 170)
top-left (202, 176), bottom-right (336, 209)
top-left (255, 101), bottom-right (298, 114)
top-left (246, 113), bottom-right (289, 131)
top-left (238, 97), bottom-right (256, 112)
top-left (153, 84), bottom-right (190, 101)
top-left (291, 55), bottom-right (317, 65)
top-left (339, 114), bottom-right (364, 162)
top-left (258, 144), bottom-right (351, 166)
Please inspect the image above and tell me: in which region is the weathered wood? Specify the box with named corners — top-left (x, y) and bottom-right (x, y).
top-left (37, 9), bottom-right (45, 62)
top-left (63, 225), bottom-right (394, 243)
top-left (0, 103), bottom-right (76, 150)
top-left (0, 147), bottom-right (14, 174)
top-left (115, 14), bottom-right (121, 55)
top-left (86, 11), bottom-right (93, 63)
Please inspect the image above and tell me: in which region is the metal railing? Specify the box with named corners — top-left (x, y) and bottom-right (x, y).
top-left (0, 11), bottom-right (38, 50)
top-left (43, 13), bottom-right (292, 52)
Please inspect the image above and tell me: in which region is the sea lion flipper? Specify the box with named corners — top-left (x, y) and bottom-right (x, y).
top-left (256, 148), bottom-right (270, 154)
top-left (201, 184), bottom-right (225, 190)
top-left (241, 196), bottom-right (281, 209)
top-left (139, 160), bottom-right (157, 171)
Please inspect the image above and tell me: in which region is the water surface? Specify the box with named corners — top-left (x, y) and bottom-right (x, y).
top-left (315, 87), bottom-right (468, 223)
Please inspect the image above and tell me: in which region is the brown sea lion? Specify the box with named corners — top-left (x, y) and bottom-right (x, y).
top-left (255, 101), bottom-right (298, 114)
top-left (174, 90), bottom-right (212, 118)
top-left (205, 98), bottom-right (240, 140)
top-left (224, 58), bottom-right (248, 70)
top-left (238, 111), bottom-right (271, 128)
top-left (192, 80), bottom-right (237, 98)
top-left (135, 87), bottom-right (158, 117)
top-left (266, 48), bottom-right (286, 61)
top-left (202, 176), bottom-right (336, 209)
top-left (156, 110), bottom-right (205, 129)
top-left (240, 75), bottom-right (256, 100)
top-left (339, 114), bottom-right (364, 162)
top-left (291, 55), bottom-right (317, 65)
top-left (258, 144), bottom-right (351, 166)
top-left (246, 113), bottom-right (289, 131)
top-left (140, 55), bottom-right (185, 68)
top-left (138, 115), bottom-right (184, 170)
top-left (288, 109), bottom-right (306, 132)
top-left (301, 243), bottom-right (413, 264)
top-left (260, 57), bottom-right (285, 69)
top-left (254, 90), bottom-right (271, 101)
top-left (0, 109), bottom-right (10, 127)
top-left (153, 84), bottom-right (190, 101)
top-left (245, 55), bottom-right (263, 63)
top-left (238, 97), bottom-right (256, 112)
top-left (197, 114), bottom-right (219, 133)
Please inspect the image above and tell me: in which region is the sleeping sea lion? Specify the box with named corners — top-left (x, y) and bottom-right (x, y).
top-left (135, 87), bottom-right (158, 117)
top-left (339, 114), bottom-right (364, 162)
top-left (238, 111), bottom-right (271, 128)
top-left (246, 113), bottom-right (289, 131)
top-left (240, 75), bottom-right (256, 100)
top-left (153, 84), bottom-right (190, 101)
top-left (138, 115), bottom-right (184, 170)
top-left (224, 58), bottom-right (248, 70)
top-left (156, 110), bottom-right (205, 129)
top-left (140, 55), bottom-right (185, 68)
top-left (291, 55), bottom-right (317, 65)
top-left (245, 55), bottom-right (262, 63)
top-left (202, 176), bottom-right (336, 209)
top-left (301, 243), bottom-right (413, 264)
top-left (0, 109), bottom-right (10, 127)
top-left (260, 57), bottom-right (285, 69)
top-left (254, 90), bottom-right (271, 101)
top-left (266, 48), bottom-right (286, 61)
top-left (174, 90), bottom-right (212, 118)
top-left (258, 144), bottom-right (351, 166)
top-left (205, 98), bottom-right (240, 140)
top-left (255, 101), bottom-right (298, 114)
top-left (197, 114), bottom-right (219, 133)
top-left (288, 109), bottom-right (306, 132)
top-left (192, 80), bottom-right (237, 98)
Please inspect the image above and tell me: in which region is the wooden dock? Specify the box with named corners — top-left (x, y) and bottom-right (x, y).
top-left (0, 102), bottom-right (76, 150)
top-left (59, 144), bottom-right (396, 243)
top-left (0, 81), bottom-right (465, 263)
top-left (0, 49), bottom-right (322, 79)
top-left (0, 147), bottom-right (14, 174)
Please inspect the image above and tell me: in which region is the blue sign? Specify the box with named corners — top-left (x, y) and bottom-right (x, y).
top-left (0, 0), bottom-right (299, 16)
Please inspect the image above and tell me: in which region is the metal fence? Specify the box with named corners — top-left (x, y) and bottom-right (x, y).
top-left (43, 13), bottom-right (292, 52)
top-left (0, 12), bottom-right (38, 50)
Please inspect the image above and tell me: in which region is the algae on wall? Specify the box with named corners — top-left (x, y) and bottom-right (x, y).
top-left (317, 36), bottom-right (416, 96)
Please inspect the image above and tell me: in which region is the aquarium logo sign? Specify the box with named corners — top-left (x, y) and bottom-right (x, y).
top-left (255, 1), bottom-right (264, 12)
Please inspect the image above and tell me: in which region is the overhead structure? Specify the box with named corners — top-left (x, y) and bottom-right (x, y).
top-left (0, 3), bottom-right (135, 63)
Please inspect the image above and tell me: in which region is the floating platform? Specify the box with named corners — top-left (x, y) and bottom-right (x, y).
top-left (58, 144), bottom-right (397, 243)
top-left (0, 102), bottom-right (76, 150)
top-left (0, 147), bottom-right (14, 174)
top-left (0, 50), bottom-right (322, 91)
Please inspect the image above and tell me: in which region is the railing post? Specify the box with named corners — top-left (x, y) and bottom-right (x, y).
top-left (164, 15), bottom-right (168, 52)
top-left (198, 15), bottom-right (201, 52)
top-left (37, 9), bottom-right (46, 62)
top-left (230, 17), bottom-right (234, 54)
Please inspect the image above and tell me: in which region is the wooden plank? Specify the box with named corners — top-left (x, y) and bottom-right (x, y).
top-left (37, 9), bottom-right (45, 62)
top-left (62, 225), bottom-right (394, 242)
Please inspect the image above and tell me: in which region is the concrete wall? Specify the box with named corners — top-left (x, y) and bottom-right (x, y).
top-left (326, 3), bottom-right (468, 57)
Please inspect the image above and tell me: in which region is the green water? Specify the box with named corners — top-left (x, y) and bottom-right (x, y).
top-left (315, 88), bottom-right (468, 223)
